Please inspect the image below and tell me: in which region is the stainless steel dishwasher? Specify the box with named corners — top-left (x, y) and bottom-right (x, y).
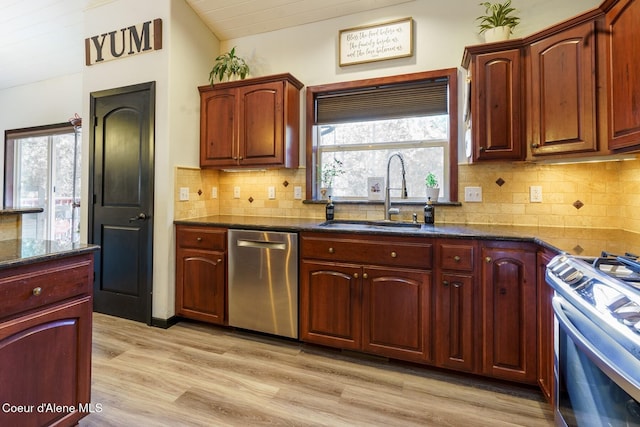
top-left (228, 229), bottom-right (298, 338)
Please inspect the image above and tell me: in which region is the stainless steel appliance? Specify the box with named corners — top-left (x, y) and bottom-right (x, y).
top-left (546, 253), bottom-right (640, 426)
top-left (228, 229), bottom-right (298, 338)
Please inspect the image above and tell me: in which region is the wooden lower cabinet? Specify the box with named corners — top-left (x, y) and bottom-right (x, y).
top-left (537, 249), bottom-right (556, 404)
top-left (481, 242), bottom-right (538, 384)
top-left (175, 225), bottom-right (227, 324)
top-left (299, 232), bottom-right (432, 363)
top-left (0, 252), bottom-right (94, 427)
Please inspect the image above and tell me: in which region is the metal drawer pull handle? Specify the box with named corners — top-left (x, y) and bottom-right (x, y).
top-left (391, 251), bottom-right (397, 258)
top-left (328, 247), bottom-right (334, 254)
top-left (32, 287), bottom-right (42, 296)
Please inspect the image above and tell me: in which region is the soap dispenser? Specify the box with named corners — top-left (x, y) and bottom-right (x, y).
top-left (424, 197), bottom-right (434, 224)
top-left (326, 196), bottom-right (335, 220)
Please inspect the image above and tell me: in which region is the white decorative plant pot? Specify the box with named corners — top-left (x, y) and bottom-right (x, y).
top-left (426, 187), bottom-right (440, 202)
top-left (484, 26), bottom-right (511, 43)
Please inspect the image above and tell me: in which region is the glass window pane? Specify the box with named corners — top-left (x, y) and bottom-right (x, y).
top-left (16, 137), bottom-right (49, 239)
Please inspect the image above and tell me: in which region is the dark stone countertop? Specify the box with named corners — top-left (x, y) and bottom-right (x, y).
top-left (175, 215), bottom-right (640, 258)
top-left (0, 207), bottom-right (44, 215)
top-left (0, 239), bottom-right (100, 270)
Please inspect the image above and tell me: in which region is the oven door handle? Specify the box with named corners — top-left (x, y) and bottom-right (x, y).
top-left (553, 296), bottom-right (640, 401)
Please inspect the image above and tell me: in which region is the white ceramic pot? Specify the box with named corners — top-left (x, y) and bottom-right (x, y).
top-left (426, 187), bottom-right (440, 202)
top-left (484, 26), bottom-right (511, 43)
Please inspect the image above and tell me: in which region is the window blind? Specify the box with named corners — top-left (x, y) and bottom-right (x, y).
top-left (315, 78), bottom-right (449, 124)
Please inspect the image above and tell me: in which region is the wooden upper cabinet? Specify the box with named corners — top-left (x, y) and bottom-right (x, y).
top-left (465, 47), bottom-right (524, 161)
top-left (199, 73), bottom-right (303, 168)
top-left (604, 0), bottom-right (640, 151)
top-left (527, 19), bottom-right (601, 158)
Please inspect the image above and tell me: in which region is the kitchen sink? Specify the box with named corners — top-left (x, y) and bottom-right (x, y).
top-left (318, 219), bottom-right (422, 230)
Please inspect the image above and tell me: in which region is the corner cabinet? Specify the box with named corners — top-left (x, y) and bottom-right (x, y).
top-left (299, 232), bottom-right (433, 364)
top-left (604, 0), bottom-right (640, 151)
top-left (480, 241), bottom-right (537, 384)
top-left (527, 17), bottom-right (604, 158)
top-left (463, 44), bottom-right (525, 161)
top-left (198, 73), bottom-right (303, 169)
top-left (175, 225), bottom-right (227, 324)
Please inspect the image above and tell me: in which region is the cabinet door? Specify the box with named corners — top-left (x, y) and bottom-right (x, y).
top-left (472, 49), bottom-right (524, 161)
top-left (238, 81), bottom-right (284, 166)
top-left (362, 266), bottom-right (432, 363)
top-left (299, 260), bottom-right (361, 350)
top-left (481, 244), bottom-right (537, 384)
top-left (528, 20), bottom-right (599, 157)
top-left (606, 0), bottom-right (640, 150)
top-left (176, 248), bottom-right (226, 324)
top-left (537, 249), bottom-right (555, 404)
top-left (434, 273), bottom-right (476, 372)
top-left (0, 297), bottom-right (92, 427)
top-left (200, 88), bottom-right (238, 167)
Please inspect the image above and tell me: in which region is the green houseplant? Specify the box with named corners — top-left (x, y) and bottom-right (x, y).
top-left (425, 172), bottom-right (440, 202)
top-left (209, 47), bottom-right (250, 85)
top-left (318, 158), bottom-right (345, 199)
top-left (476, 0), bottom-right (520, 42)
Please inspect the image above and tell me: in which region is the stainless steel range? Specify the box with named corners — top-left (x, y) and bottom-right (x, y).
top-left (546, 253), bottom-right (640, 426)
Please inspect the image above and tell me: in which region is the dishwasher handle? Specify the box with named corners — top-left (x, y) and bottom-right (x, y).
top-left (236, 239), bottom-right (287, 250)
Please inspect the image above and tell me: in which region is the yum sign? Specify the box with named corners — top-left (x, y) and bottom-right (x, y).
top-left (85, 19), bottom-right (162, 65)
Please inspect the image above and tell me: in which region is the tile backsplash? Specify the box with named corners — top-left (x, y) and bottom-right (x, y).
top-left (175, 156), bottom-right (640, 232)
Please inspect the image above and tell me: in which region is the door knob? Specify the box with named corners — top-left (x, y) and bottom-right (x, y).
top-left (129, 213), bottom-right (149, 222)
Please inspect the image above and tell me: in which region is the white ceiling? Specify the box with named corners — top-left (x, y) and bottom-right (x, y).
top-left (0, 0), bottom-right (598, 91)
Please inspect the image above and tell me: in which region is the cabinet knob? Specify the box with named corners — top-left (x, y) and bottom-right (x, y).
top-left (391, 251), bottom-right (397, 258)
top-left (453, 282), bottom-right (463, 288)
top-left (328, 247), bottom-right (334, 254)
top-left (454, 255), bottom-right (461, 262)
top-left (479, 147), bottom-right (485, 152)
top-left (485, 256), bottom-right (492, 263)
top-left (217, 259), bottom-right (222, 263)
top-left (363, 273), bottom-right (368, 279)
top-left (32, 287), bottom-right (42, 296)
top-left (443, 280), bottom-right (449, 287)
top-left (354, 272), bottom-right (359, 279)
top-left (531, 143), bottom-right (540, 149)
top-left (196, 237), bottom-right (202, 242)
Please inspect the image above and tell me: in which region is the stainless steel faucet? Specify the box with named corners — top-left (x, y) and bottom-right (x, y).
top-left (384, 153), bottom-right (408, 220)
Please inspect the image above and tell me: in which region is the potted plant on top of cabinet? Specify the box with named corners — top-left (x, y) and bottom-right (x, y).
top-left (476, 0), bottom-right (520, 42)
top-left (209, 47), bottom-right (250, 85)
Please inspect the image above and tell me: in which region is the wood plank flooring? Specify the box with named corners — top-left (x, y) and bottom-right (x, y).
top-left (80, 313), bottom-right (554, 426)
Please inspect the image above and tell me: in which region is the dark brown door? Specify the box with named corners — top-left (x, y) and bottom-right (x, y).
top-left (89, 82), bottom-right (155, 324)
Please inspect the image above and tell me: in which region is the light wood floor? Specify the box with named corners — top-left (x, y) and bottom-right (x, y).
top-left (79, 313), bottom-right (554, 427)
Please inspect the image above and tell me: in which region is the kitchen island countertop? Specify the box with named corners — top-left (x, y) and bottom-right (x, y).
top-left (175, 215), bottom-right (640, 258)
top-left (0, 239), bottom-right (100, 269)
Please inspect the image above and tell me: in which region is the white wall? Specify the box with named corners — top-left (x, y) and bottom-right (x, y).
top-left (83, 0), bottom-right (217, 320)
top-left (0, 73), bottom-right (83, 194)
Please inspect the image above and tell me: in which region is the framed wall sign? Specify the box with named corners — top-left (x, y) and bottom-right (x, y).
top-left (339, 17), bottom-right (413, 67)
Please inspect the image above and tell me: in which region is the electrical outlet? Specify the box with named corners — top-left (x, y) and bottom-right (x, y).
top-left (294, 186), bottom-right (302, 200)
top-left (268, 186), bottom-right (276, 199)
top-left (233, 186), bottom-right (241, 198)
top-left (211, 187), bottom-right (218, 199)
top-left (179, 187), bottom-right (189, 201)
top-left (464, 186), bottom-right (482, 202)
top-left (530, 186), bottom-right (543, 203)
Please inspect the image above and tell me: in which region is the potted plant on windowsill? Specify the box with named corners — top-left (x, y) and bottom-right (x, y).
top-left (318, 158), bottom-right (345, 200)
top-left (209, 47), bottom-right (250, 85)
top-left (425, 172), bottom-right (440, 202)
top-left (476, 0), bottom-right (520, 43)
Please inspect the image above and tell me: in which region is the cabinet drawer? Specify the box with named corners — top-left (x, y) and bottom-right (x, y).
top-left (0, 257), bottom-right (92, 320)
top-left (439, 242), bottom-right (475, 271)
top-left (301, 233), bottom-right (432, 269)
top-left (176, 226), bottom-right (226, 251)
